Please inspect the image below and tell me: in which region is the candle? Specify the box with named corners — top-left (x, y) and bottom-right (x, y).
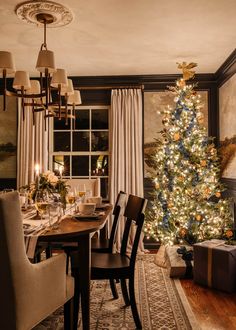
top-left (59, 165), bottom-right (64, 178)
top-left (34, 164), bottom-right (40, 190)
top-left (35, 164), bottom-right (40, 177)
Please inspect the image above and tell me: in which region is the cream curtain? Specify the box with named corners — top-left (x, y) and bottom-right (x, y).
top-left (17, 102), bottom-right (48, 189)
top-left (110, 89), bottom-right (144, 250)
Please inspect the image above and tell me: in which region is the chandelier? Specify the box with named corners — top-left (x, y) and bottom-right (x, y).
top-left (0, 0), bottom-right (81, 123)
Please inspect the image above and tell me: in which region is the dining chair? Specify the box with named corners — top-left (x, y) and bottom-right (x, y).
top-left (66, 177), bottom-right (101, 196)
top-left (71, 194), bottom-right (147, 329)
top-left (0, 191), bottom-right (75, 330)
top-left (63, 191), bottom-right (127, 268)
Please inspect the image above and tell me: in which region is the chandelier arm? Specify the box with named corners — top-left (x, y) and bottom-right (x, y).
top-left (6, 90), bottom-right (46, 99)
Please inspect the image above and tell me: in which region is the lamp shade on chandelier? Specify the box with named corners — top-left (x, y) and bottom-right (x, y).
top-left (0, 0), bottom-right (81, 124)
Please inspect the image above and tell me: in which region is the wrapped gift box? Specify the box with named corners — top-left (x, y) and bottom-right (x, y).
top-left (193, 239), bottom-right (236, 293)
top-left (165, 245), bottom-right (193, 278)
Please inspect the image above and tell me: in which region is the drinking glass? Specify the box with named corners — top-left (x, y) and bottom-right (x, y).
top-left (48, 201), bottom-right (61, 228)
top-left (19, 190), bottom-right (28, 210)
top-left (35, 190), bottom-right (49, 223)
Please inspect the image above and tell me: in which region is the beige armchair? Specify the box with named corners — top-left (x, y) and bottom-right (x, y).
top-left (0, 192), bottom-right (74, 330)
top-left (66, 178), bottom-right (101, 196)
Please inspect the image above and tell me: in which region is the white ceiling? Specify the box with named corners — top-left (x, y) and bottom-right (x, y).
top-left (1, 0), bottom-right (236, 76)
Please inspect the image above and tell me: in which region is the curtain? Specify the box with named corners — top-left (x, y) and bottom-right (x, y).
top-left (110, 89), bottom-right (144, 250)
top-left (17, 102), bottom-right (49, 189)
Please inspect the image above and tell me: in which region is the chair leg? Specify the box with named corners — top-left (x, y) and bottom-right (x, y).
top-left (109, 279), bottom-right (119, 299)
top-left (66, 251), bottom-right (70, 275)
top-left (120, 279), bottom-right (130, 306)
top-left (129, 276), bottom-right (142, 329)
top-left (35, 251), bottom-right (41, 263)
top-left (71, 270), bottom-right (80, 330)
top-left (46, 245), bottom-right (52, 259)
top-left (64, 297), bottom-right (74, 330)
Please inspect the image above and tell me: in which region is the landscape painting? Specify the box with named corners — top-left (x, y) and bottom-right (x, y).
top-left (144, 90), bottom-right (208, 177)
top-left (0, 96), bottom-right (17, 178)
top-left (219, 73), bottom-right (236, 179)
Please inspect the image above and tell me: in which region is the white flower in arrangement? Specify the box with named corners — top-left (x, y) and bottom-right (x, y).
top-left (43, 170), bottom-right (52, 177)
top-left (47, 173), bottom-right (59, 185)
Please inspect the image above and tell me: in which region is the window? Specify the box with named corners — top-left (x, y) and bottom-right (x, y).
top-left (49, 106), bottom-right (110, 199)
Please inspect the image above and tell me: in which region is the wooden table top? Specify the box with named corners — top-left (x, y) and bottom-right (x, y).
top-left (38, 204), bottom-right (112, 242)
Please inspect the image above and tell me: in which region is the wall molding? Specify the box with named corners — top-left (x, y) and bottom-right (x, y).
top-left (215, 48), bottom-right (236, 87)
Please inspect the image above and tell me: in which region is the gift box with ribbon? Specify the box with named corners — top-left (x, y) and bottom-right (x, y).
top-left (165, 245), bottom-right (194, 278)
top-left (193, 239), bottom-right (236, 293)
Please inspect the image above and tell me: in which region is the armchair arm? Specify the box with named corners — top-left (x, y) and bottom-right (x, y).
top-left (16, 253), bottom-right (71, 330)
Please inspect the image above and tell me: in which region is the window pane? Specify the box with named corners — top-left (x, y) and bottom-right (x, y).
top-left (72, 156), bottom-right (89, 176)
top-left (91, 155), bottom-right (109, 176)
top-left (53, 155), bottom-right (70, 176)
top-left (73, 132), bottom-right (89, 151)
top-left (100, 178), bottom-right (109, 199)
top-left (92, 109), bottom-right (108, 129)
top-left (91, 131), bottom-right (108, 151)
top-left (54, 132), bottom-right (70, 151)
top-left (54, 117), bottom-right (71, 130)
top-left (75, 109), bottom-right (89, 129)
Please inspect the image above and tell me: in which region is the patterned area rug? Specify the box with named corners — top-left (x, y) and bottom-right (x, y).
top-left (34, 254), bottom-right (198, 330)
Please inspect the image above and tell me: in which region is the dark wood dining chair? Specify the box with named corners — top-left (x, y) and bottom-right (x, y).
top-left (63, 191), bottom-right (127, 272)
top-left (71, 194), bottom-right (147, 330)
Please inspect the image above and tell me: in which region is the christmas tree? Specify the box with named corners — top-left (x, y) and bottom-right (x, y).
top-left (144, 62), bottom-right (233, 245)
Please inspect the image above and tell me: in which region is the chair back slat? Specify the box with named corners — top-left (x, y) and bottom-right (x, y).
top-left (109, 191), bottom-right (126, 251)
top-left (120, 195), bottom-right (147, 258)
top-left (124, 195), bottom-right (146, 223)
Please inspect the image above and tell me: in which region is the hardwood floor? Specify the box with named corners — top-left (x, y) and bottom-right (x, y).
top-left (181, 278), bottom-right (236, 330)
top-left (148, 250), bottom-right (236, 329)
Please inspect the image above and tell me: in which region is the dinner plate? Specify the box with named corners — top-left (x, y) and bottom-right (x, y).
top-left (96, 203), bottom-right (110, 210)
top-left (73, 212), bottom-right (101, 220)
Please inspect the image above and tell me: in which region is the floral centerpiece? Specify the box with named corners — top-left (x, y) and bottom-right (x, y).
top-left (23, 170), bottom-right (69, 208)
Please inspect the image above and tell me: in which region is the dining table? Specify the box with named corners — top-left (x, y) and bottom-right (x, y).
top-left (25, 204), bottom-right (113, 330)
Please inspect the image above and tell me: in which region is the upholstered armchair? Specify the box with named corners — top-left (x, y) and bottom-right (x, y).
top-left (0, 191), bottom-right (74, 330)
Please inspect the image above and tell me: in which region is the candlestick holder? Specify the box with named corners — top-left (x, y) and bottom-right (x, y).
top-left (30, 210), bottom-right (42, 220)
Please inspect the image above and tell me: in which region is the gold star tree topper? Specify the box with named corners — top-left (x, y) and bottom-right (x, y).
top-left (177, 62), bottom-right (198, 81)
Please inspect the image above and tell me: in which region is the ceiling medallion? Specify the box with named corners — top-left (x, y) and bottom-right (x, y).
top-left (15, 0), bottom-right (73, 27)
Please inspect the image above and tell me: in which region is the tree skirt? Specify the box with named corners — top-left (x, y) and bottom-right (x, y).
top-left (34, 254), bottom-right (199, 330)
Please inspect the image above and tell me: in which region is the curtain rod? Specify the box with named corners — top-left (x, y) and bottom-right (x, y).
top-left (74, 84), bottom-right (144, 91)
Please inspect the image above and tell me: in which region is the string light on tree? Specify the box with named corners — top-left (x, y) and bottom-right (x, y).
top-left (144, 62), bottom-right (233, 245)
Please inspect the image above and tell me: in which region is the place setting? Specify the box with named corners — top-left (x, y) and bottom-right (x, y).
top-left (66, 193), bottom-right (107, 220)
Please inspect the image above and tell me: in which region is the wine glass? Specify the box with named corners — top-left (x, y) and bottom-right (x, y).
top-left (67, 191), bottom-right (76, 213)
top-left (35, 190), bottom-right (49, 223)
top-left (77, 184), bottom-right (86, 202)
top-left (48, 200), bottom-right (62, 229)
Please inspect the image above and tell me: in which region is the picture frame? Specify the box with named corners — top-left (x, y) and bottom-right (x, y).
top-left (144, 90), bottom-right (209, 178)
top-left (0, 96), bottom-right (17, 180)
top-left (219, 73), bottom-right (236, 179)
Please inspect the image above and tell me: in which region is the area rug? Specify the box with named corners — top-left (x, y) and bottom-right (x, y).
top-left (34, 254), bottom-right (199, 330)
